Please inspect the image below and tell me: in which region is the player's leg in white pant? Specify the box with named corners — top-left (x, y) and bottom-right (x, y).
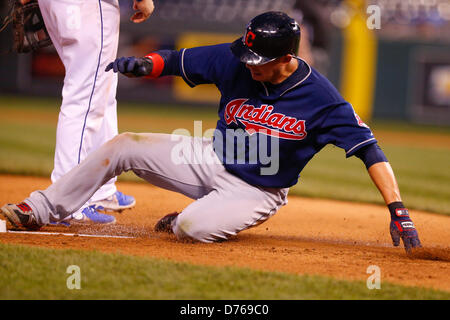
top-left (37, 0), bottom-right (124, 215)
top-left (87, 0), bottom-right (120, 203)
top-left (25, 133), bottom-right (222, 225)
top-left (172, 172), bottom-right (289, 243)
top-left (25, 131), bottom-right (288, 237)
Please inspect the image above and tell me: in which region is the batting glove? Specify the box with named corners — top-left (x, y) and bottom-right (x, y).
top-left (105, 56), bottom-right (153, 77)
top-left (388, 202), bottom-right (422, 253)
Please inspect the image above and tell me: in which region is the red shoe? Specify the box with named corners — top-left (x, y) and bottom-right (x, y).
top-left (0, 202), bottom-right (41, 230)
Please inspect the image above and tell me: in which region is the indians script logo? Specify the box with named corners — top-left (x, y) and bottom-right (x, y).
top-left (224, 98), bottom-right (307, 140)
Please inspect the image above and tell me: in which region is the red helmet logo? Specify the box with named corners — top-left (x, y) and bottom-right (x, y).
top-left (245, 31), bottom-right (256, 47)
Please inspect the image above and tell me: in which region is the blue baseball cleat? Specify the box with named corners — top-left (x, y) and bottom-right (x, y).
top-left (49, 220), bottom-right (71, 227)
top-left (72, 205), bottom-right (116, 224)
top-left (92, 191), bottom-right (136, 212)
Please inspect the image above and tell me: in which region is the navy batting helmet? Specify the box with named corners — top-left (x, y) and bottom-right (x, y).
top-left (231, 11), bottom-right (301, 66)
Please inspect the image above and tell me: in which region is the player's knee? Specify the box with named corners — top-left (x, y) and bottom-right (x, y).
top-left (100, 133), bottom-right (137, 162)
top-left (114, 132), bottom-right (157, 146)
top-left (173, 226), bottom-right (201, 243)
top-left (173, 215), bottom-right (201, 242)
top-left (173, 215), bottom-right (230, 243)
top-left (109, 132), bottom-right (143, 151)
top-left (112, 132), bottom-right (135, 145)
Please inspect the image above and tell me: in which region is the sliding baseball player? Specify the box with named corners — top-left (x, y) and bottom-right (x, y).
top-left (1, 11), bottom-right (421, 253)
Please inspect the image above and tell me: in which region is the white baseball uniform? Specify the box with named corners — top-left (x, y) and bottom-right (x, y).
top-left (37, 0), bottom-right (120, 207)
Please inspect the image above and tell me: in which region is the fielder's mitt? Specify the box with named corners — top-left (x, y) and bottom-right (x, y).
top-left (0, 0), bottom-right (52, 53)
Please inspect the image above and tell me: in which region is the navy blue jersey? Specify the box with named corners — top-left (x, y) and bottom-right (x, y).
top-left (177, 43), bottom-right (376, 188)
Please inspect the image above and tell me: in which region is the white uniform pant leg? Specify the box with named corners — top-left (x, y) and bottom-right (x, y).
top-left (25, 133), bottom-right (221, 224)
top-left (38, 0), bottom-right (120, 204)
top-left (173, 169), bottom-right (289, 243)
top-left (88, 0), bottom-right (120, 202)
top-left (25, 132), bottom-right (288, 239)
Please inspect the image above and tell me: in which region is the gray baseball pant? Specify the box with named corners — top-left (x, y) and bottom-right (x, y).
top-left (25, 132), bottom-right (289, 242)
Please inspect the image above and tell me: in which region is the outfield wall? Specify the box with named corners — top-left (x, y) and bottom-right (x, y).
top-left (0, 1), bottom-right (449, 126)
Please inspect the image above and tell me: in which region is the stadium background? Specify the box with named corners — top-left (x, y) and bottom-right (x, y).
top-left (0, 0), bottom-right (449, 300)
top-left (1, 0), bottom-right (450, 125)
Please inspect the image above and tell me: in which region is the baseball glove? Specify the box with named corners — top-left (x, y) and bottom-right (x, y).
top-left (0, 0), bottom-right (52, 53)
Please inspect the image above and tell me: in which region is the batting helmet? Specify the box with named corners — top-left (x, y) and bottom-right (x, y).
top-left (230, 11), bottom-right (301, 66)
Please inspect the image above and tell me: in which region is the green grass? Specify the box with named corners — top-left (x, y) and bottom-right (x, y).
top-left (0, 243), bottom-right (448, 300)
top-left (368, 119), bottom-right (450, 135)
top-left (1, 96), bottom-right (449, 301)
top-left (1, 95), bottom-right (449, 214)
top-left (290, 144), bottom-right (450, 214)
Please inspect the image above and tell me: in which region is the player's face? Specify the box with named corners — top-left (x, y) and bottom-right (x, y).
top-left (245, 55), bottom-right (294, 84)
top-left (246, 59), bottom-right (280, 82)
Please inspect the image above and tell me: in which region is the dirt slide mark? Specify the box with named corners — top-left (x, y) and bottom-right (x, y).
top-left (0, 175), bottom-right (449, 291)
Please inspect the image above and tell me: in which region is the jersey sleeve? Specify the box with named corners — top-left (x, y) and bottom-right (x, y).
top-left (316, 102), bottom-right (377, 157)
top-left (179, 43), bottom-right (232, 88)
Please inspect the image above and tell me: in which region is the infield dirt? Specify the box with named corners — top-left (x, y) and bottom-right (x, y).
top-left (0, 175), bottom-right (449, 292)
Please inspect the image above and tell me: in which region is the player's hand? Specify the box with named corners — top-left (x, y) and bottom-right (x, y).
top-left (19, 0), bottom-right (32, 4)
top-left (131, 0), bottom-right (154, 23)
top-left (389, 206), bottom-right (422, 254)
top-left (105, 56), bottom-right (153, 78)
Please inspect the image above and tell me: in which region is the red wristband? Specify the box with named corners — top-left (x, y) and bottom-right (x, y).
top-left (144, 53), bottom-right (164, 79)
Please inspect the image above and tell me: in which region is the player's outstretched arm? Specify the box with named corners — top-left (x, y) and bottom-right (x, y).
top-left (131, 0), bottom-right (154, 23)
top-left (105, 56), bottom-right (154, 78)
top-left (106, 50), bottom-right (180, 78)
top-left (355, 144), bottom-right (422, 254)
top-left (108, 45), bottom-right (227, 85)
top-left (367, 161), bottom-right (422, 253)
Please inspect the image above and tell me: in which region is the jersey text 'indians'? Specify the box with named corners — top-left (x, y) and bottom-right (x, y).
top-left (224, 98), bottom-right (307, 140)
